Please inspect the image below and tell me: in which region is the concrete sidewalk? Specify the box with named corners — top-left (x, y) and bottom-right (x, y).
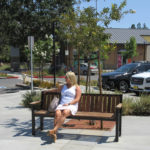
top-left (0, 90), bottom-right (150, 150)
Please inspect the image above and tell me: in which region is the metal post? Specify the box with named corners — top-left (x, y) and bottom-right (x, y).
top-left (28, 36), bottom-right (34, 92)
top-left (53, 22), bottom-right (56, 86)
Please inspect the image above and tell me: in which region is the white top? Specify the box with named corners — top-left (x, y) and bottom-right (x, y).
top-left (55, 84), bottom-right (78, 115)
top-left (60, 85), bottom-right (76, 104)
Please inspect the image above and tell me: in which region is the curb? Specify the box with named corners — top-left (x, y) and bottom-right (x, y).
top-left (33, 76), bottom-right (65, 79)
top-left (0, 76), bottom-right (19, 79)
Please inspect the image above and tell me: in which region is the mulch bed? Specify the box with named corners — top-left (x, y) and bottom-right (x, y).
top-left (62, 119), bottom-right (115, 131)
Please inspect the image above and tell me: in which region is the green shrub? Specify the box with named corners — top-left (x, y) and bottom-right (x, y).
top-left (21, 91), bottom-right (41, 108)
top-left (122, 95), bottom-right (150, 116)
top-left (33, 80), bottom-right (42, 87)
top-left (39, 80), bottom-right (54, 88)
top-left (131, 94), bottom-right (150, 115)
top-left (122, 98), bottom-right (134, 115)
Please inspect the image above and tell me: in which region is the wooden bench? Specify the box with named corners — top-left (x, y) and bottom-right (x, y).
top-left (30, 91), bottom-right (122, 142)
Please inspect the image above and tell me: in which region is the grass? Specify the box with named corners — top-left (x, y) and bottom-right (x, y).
top-left (0, 63), bottom-right (11, 71)
top-left (0, 73), bottom-right (14, 78)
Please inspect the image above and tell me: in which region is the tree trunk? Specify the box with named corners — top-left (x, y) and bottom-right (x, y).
top-left (41, 63), bottom-right (44, 82)
top-left (77, 52), bottom-right (80, 85)
top-left (89, 59), bottom-right (91, 93)
top-left (98, 51), bottom-right (102, 94)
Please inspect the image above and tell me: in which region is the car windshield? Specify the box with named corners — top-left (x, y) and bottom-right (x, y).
top-left (115, 63), bottom-right (138, 73)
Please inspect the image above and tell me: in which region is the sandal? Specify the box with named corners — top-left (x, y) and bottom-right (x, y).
top-left (47, 129), bottom-right (56, 136)
top-left (47, 130), bottom-right (57, 142)
top-left (50, 134), bottom-right (57, 143)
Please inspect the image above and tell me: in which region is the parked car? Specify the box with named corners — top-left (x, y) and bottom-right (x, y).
top-left (101, 61), bottom-right (150, 93)
top-left (73, 63), bottom-right (98, 75)
top-left (49, 64), bottom-right (66, 73)
top-left (130, 69), bottom-right (150, 95)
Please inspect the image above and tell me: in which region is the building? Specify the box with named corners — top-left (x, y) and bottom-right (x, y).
top-left (103, 28), bottom-right (150, 69)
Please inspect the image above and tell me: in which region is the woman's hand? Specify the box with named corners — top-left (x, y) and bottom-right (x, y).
top-left (63, 103), bottom-right (70, 106)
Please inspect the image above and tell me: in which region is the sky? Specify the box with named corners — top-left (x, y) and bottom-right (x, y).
top-left (77, 0), bottom-right (150, 29)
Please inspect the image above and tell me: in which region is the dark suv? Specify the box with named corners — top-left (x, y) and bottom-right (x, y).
top-left (101, 61), bottom-right (150, 92)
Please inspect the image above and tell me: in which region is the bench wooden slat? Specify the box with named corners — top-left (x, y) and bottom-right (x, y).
top-left (103, 96), bottom-right (107, 112)
top-left (75, 111), bottom-right (114, 119)
top-left (82, 95), bottom-right (86, 111)
top-left (95, 95), bottom-right (99, 112)
top-left (112, 96), bottom-right (116, 113)
top-left (90, 95), bottom-right (94, 112)
top-left (99, 96), bottom-right (103, 112)
top-left (86, 95), bottom-right (90, 112)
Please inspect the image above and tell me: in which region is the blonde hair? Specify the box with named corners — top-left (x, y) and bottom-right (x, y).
top-left (66, 71), bottom-right (77, 86)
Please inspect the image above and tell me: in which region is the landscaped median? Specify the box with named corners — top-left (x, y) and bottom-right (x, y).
top-left (0, 73), bottom-right (19, 79)
top-left (33, 75), bottom-right (65, 78)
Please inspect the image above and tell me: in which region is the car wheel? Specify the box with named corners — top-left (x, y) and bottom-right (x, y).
top-left (109, 81), bottom-right (115, 89)
top-left (118, 80), bottom-right (129, 93)
top-left (134, 91), bottom-right (139, 96)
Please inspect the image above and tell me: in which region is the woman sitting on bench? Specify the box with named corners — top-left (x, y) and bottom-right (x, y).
top-left (47, 71), bottom-right (81, 142)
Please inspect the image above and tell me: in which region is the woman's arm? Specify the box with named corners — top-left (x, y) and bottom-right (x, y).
top-left (44, 85), bottom-right (63, 93)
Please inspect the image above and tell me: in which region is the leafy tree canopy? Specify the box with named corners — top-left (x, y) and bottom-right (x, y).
top-left (0, 0), bottom-right (75, 48)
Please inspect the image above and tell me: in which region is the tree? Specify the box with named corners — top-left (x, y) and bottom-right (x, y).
top-left (58, 0), bottom-right (134, 93)
top-left (143, 23), bottom-right (148, 29)
top-left (137, 22), bottom-right (142, 29)
top-left (131, 24), bottom-right (136, 29)
top-left (122, 36), bottom-right (137, 63)
top-left (25, 35), bottom-right (59, 81)
top-left (0, 0), bottom-right (75, 61)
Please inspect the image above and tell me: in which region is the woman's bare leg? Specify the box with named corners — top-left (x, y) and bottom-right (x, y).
top-left (54, 110), bottom-right (62, 127)
top-left (53, 109), bottom-right (71, 131)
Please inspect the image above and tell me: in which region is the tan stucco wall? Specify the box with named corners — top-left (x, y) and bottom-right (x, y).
top-left (103, 44), bottom-right (146, 69)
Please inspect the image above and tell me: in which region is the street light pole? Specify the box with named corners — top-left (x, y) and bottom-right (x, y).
top-left (53, 21), bottom-right (56, 87)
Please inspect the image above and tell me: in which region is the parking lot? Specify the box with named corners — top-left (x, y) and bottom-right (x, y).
top-left (0, 75), bottom-right (140, 101)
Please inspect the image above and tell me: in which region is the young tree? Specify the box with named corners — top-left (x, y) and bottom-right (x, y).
top-left (25, 35), bottom-right (59, 81)
top-left (122, 36), bottom-right (137, 63)
top-left (58, 0), bottom-right (135, 93)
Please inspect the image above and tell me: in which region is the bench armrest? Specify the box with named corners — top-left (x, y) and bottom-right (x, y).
top-left (116, 103), bottom-right (122, 109)
top-left (30, 100), bottom-right (41, 106)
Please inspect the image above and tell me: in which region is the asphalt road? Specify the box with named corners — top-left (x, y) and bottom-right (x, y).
top-left (0, 77), bottom-right (139, 101)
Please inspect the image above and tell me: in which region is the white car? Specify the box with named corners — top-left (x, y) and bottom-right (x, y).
top-left (130, 70), bottom-right (150, 95)
top-left (73, 63), bottom-right (98, 75)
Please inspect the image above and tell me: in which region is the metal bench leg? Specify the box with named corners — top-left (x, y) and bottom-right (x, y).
top-left (40, 117), bottom-right (43, 130)
top-left (119, 110), bottom-right (122, 136)
top-left (32, 110), bottom-right (35, 135)
top-left (115, 112), bottom-right (119, 142)
top-left (101, 120), bottom-right (103, 129)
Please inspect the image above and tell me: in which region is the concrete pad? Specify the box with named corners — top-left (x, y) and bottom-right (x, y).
top-left (1, 90), bottom-right (150, 150)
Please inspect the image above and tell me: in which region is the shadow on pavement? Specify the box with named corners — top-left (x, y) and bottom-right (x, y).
top-left (2, 116), bottom-right (115, 145)
top-left (0, 87), bottom-right (30, 94)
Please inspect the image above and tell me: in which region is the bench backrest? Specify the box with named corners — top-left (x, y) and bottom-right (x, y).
top-left (41, 91), bottom-right (122, 113)
top-left (41, 92), bottom-right (61, 110)
top-left (78, 93), bottom-right (122, 113)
